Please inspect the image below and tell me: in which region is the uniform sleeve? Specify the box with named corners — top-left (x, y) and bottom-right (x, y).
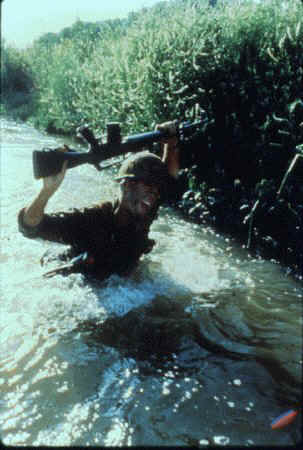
top-left (17, 203), bottom-right (112, 246)
top-left (162, 174), bottom-right (184, 204)
top-left (18, 208), bottom-right (43, 239)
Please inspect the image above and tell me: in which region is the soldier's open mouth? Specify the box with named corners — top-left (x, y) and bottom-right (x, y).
top-left (142, 200), bottom-right (152, 207)
top-left (140, 200), bottom-right (151, 212)
top-left (137, 198), bottom-right (154, 215)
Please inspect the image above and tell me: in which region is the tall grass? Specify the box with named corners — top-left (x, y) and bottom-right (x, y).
top-left (3, 0), bottom-right (303, 182)
top-left (1, 45), bottom-right (35, 119)
top-left (2, 0), bottom-right (303, 269)
top-left (3, 0), bottom-right (303, 186)
top-left (3, 0), bottom-right (302, 138)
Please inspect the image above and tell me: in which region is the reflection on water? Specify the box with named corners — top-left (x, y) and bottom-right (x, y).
top-left (0, 118), bottom-right (302, 446)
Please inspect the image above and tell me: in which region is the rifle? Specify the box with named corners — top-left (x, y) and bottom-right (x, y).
top-left (32, 116), bottom-right (208, 179)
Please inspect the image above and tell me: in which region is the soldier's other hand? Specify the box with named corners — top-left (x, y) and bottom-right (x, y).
top-left (155, 121), bottom-right (178, 146)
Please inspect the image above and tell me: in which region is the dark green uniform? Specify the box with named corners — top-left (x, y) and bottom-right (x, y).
top-left (18, 201), bottom-right (157, 280)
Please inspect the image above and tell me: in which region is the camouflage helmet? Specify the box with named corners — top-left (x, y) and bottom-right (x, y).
top-left (115, 151), bottom-right (169, 190)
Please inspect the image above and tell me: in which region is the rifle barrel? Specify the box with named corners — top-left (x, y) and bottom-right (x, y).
top-left (122, 120), bottom-right (204, 149)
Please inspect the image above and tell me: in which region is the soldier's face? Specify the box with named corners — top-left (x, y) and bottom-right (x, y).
top-left (120, 179), bottom-right (160, 217)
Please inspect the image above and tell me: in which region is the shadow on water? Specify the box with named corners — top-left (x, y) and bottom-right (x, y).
top-left (77, 296), bottom-right (210, 370)
top-left (75, 282), bottom-right (301, 409)
top-left (76, 293), bottom-right (246, 362)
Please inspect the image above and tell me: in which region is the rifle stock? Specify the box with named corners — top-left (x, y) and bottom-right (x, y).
top-left (32, 119), bottom-right (207, 179)
top-left (32, 149), bottom-right (98, 179)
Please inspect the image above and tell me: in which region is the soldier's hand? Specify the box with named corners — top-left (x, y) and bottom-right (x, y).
top-left (42, 146), bottom-right (69, 197)
top-left (156, 121), bottom-right (180, 178)
top-left (155, 121), bottom-right (178, 146)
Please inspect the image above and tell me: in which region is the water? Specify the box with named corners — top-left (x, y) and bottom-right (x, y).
top-left (0, 118), bottom-right (302, 446)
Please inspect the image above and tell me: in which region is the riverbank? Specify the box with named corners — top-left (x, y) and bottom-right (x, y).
top-left (175, 122), bottom-right (303, 278)
top-left (177, 171), bottom-right (303, 279)
top-left (2, 0), bottom-right (303, 277)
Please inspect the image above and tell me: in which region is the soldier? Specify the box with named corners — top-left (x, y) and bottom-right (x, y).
top-left (18, 121), bottom-right (180, 280)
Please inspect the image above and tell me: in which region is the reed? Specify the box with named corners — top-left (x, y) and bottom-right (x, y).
top-left (2, 0), bottom-right (303, 270)
top-left (3, 1), bottom-right (302, 136)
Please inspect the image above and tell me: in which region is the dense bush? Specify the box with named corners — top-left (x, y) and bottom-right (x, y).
top-left (1, 45), bottom-right (35, 119)
top-left (2, 0), bottom-right (303, 273)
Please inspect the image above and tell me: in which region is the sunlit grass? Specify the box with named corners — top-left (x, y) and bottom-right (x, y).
top-left (2, 0), bottom-right (302, 136)
top-left (1, 0), bottom-right (303, 272)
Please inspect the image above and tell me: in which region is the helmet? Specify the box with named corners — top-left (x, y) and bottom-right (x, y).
top-left (115, 151), bottom-right (168, 189)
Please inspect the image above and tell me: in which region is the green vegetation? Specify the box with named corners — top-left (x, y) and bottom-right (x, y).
top-left (1, 45), bottom-right (35, 119)
top-left (2, 0), bottom-right (303, 274)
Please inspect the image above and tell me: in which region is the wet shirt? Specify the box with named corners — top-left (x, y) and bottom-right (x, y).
top-left (18, 201), bottom-right (156, 280)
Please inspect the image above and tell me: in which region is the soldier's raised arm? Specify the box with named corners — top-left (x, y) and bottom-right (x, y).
top-left (156, 121), bottom-right (179, 179)
top-left (23, 157), bottom-right (68, 228)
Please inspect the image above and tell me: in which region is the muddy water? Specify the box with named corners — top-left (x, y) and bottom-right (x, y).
top-left (0, 118), bottom-right (302, 446)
